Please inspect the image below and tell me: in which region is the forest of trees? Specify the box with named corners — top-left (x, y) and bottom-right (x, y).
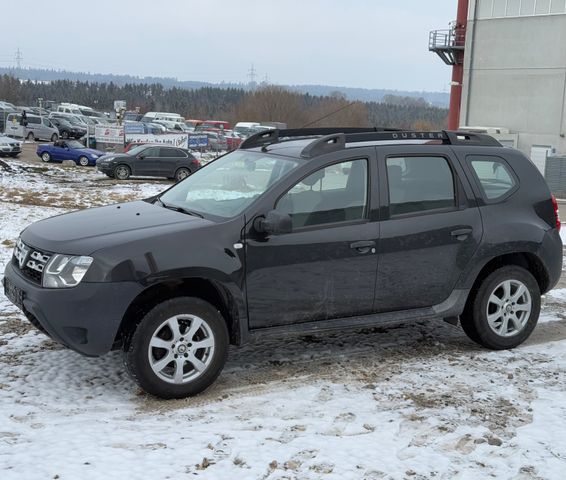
top-left (0, 74), bottom-right (448, 130)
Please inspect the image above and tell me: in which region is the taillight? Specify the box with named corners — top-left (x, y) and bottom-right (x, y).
top-left (552, 195), bottom-right (561, 232)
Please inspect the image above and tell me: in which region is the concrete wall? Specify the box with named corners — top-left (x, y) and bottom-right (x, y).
top-left (461, 2), bottom-right (566, 155)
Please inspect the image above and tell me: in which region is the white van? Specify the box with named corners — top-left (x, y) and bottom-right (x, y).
top-left (141, 112), bottom-right (185, 123)
top-left (5, 113), bottom-right (59, 141)
top-left (234, 122), bottom-right (261, 137)
top-left (57, 103), bottom-right (83, 116)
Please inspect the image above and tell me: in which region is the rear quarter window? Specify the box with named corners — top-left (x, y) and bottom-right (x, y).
top-left (468, 155), bottom-right (517, 201)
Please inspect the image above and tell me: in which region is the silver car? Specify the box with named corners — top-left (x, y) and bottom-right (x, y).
top-left (4, 113), bottom-right (59, 142)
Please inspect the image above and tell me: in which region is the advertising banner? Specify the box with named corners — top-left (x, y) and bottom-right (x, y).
top-left (94, 125), bottom-right (124, 144)
top-left (125, 133), bottom-right (189, 149)
top-left (188, 134), bottom-right (209, 148)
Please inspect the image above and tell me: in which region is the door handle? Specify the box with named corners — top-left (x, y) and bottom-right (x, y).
top-left (350, 240), bottom-right (376, 253)
top-left (451, 228), bottom-right (473, 240)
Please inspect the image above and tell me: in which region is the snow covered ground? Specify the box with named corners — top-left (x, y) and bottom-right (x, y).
top-left (1, 160), bottom-right (566, 479)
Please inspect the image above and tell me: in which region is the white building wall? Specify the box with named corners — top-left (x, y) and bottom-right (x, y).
top-left (461, 0), bottom-right (566, 155)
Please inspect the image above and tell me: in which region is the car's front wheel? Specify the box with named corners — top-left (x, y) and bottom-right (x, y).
top-left (78, 156), bottom-right (90, 167)
top-left (124, 297), bottom-right (229, 398)
top-left (41, 152), bottom-right (51, 162)
top-left (114, 164), bottom-right (131, 180)
top-left (460, 266), bottom-right (540, 350)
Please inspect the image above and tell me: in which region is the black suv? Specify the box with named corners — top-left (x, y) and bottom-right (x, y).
top-left (2, 128), bottom-right (562, 399)
top-left (96, 144), bottom-right (201, 181)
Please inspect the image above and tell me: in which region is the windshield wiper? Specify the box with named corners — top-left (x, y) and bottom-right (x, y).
top-left (156, 198), bottom-right (204, 218)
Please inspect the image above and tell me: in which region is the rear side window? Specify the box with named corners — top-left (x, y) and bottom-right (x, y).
top-left (468, 155), bottom-right (516, 200)
top-left (386, 156), bottom-right (456, 216)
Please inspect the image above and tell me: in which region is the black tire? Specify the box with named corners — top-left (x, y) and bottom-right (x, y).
top-left (61, 131), bottom-right (69, 139)
top-left (114, 164), bottom-right (131, 180)
top-left (9, 153), bottom-right (19, 158)
top-left (460, 266), bottom-right (540, 350)
top-left (124, 297), bottom-right (229, 399)
top-left (175, 167), bottom-right (191, 182)
top-left (26, 132), bottom-right (34, 141)
top-left (78, 156), bottom-right (90, 167)
top-left (41, 152), bottom-right (51, 163)
top-left (51, 133), bottom-right (58, 143)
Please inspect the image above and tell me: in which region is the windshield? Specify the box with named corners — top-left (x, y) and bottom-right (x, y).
top-left (159, 150), bottom-right (300, 219)
top-left (65, 140), bottom-right (84, 149)
top-left (127, 145), bottom-right (149, 156)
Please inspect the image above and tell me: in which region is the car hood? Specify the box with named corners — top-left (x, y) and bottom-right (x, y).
top-left (97, 153), bottom-right (130, 162)
top-left (21, 200), bottom-right (211, 255)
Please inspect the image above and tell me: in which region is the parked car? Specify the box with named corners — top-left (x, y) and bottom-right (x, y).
top-left (49, 117), bottom-right (86, 139)
top-left (96, 144), bottom-right (200, 181)
top-left (204, 131), bottom-right (228, 151)
top-left (0, 135), bottom-right (22, 157)
top-left (3, 128), bottom-right (562, 399)
top-left (36, 139), bottom-right (104, 166)
top-left (4, 113), bottom-right (59, 142)
top-left (197, 120), bottom-right (231, 131)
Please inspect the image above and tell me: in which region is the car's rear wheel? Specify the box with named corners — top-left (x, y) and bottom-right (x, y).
top-left (51, 133), bottom-right (58, 143)
top-left (124, 297), bottom-right (229, 398)
top-left (41, 152), bottom-right (51, 162)
top-left (78, 156), bottom-right (90, 167)
top-left (114, 164), bottom-right (131, 180)
top-left (26, 132), bottom-right (34, 141)
top-left (175, 167), bottom-right (191, 182)
top-left (460, 266), bottom-right (540, 350)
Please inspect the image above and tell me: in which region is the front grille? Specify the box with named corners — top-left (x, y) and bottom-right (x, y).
top-left (13, 239), bottom-right (52, 285)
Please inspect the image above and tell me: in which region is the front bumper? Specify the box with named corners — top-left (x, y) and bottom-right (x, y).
top-left (3, 261), bottom-right (143, 356)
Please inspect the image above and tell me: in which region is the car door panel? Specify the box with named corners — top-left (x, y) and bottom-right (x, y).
top-left (245, 150), bottom-right (380, 329)
top-left (374, 146), bottom-right (482, 312)
top-left (133, 147), bottom-right (159, 176)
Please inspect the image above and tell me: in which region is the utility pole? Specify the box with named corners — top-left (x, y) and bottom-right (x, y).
top-left (15, 48), bottom-right (23, 70)
top-left (247, 64), bottom-right (257, 89)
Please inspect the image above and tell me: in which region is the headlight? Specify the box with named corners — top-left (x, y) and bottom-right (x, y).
top-left (43, 254), bottom-right (93, 288)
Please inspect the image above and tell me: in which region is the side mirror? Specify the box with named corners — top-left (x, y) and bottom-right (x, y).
top-left (254, 210), bottom-right (292, 235)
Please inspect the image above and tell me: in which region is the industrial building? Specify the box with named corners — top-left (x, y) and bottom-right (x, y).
top-left (430, 0), bottom-right (566, 179)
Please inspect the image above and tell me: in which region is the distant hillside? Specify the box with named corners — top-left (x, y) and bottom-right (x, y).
top-left (0, 67), bottom-right (449, 107)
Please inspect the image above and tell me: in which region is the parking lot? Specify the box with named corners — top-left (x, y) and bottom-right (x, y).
top-left (1, 143), bottom-right (566, 479)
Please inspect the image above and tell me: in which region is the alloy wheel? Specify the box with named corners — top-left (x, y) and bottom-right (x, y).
top-left (486, 279), bottom-right (532, 337)
top-left (147, 314), bottom-right (215, 384)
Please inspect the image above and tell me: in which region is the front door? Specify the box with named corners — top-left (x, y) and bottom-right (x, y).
top-left (374, 147), bottom-right (482, 311)
top-left (246, 154), bottom-right (379, 329)
top-left (133, 146), bottom-right (160, 176)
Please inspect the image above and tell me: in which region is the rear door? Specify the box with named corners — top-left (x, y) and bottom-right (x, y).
top-left (374, 145), bottom-right (482, 311)
top-left (157, 147), bottom-right (183, 177)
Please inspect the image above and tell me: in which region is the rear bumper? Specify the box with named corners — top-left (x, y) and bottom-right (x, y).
top-left (3, 261), bottom-right (143, 356)
top-left (541, 228), bottom-right (563, 292)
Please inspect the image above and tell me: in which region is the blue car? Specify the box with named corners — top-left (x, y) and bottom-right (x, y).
top-left (36, 140), bottom-right (105, 167)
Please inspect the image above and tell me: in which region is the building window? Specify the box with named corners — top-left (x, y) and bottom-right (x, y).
top-left (535, 0), bottom-right (552, 14)
top-left (493, 0), bottom-right (507, 15)
top-left (478, 0), bottom-right (565, 17)
top-left (507, 0), bottom-right (521, 15)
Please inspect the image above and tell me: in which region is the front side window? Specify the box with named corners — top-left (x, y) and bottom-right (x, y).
top-left (386, 156), bottom-right (456, 216)
top-left (276, 159), bottom-right (368, 229)
top-left (159, 151), bottom-right (300, 219)
top-left (469, 155), bottom-right (516, 200)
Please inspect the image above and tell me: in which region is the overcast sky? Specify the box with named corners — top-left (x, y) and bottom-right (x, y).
top-left (0, 0), bottom-right (457, 92)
